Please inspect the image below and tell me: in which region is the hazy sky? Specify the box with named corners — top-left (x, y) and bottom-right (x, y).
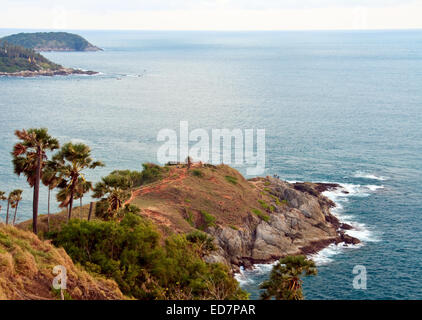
top-left (1, 0), bottom-right (422, 30)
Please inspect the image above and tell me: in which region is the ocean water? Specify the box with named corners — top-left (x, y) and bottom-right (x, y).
top-left (0, 30), bottom-right (421, 299)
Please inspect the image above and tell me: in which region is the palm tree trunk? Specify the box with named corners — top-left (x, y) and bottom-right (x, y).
top-left (88, 202), bottom-right (93, 221)
top-left (47, 188), bottom-right (50, 232)
top-left (33, 147), bottom-right (42, 234)
top-left (68, 189), bottom-right (74, 221)
top-left (6, 200), bottom-right (10, 225)
top-left (13, 202), bottom-right (19, 225)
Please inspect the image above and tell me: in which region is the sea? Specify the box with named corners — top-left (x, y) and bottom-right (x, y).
top-left (0, 29), bottom-right (421, 299)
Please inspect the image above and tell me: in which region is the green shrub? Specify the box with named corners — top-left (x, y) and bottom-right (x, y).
top-left (200, 210), bottom-right (216, 227)
top-left (94, 199), bottom-right (110, 219)
top-left (258, 200), bottom-right (269, 210)
top-left (140, 163), bottom-right (169, 185)
top-left (184, 208), bottom-right (195, 227)
top-left (191, 169), bottom-right (204, 178)
top-left (270, 195), bottom-right (281, 205)
top-left (225, 176), bottom-right (238, 185)
top-left (47, 214), bottom-right (247, 300)
top-left (117, 204), bottom-right (141, 218)
top-left (109, 170), bottom-right (143, 188)
top-left (186, 230), bottom-right (216, 255)
top-left (252, 209), bottom-right (270, 222)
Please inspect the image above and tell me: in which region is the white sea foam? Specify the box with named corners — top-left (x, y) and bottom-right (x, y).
top-left (234, 262), bottom-right (277, 286)
top-left (235, 179), bottom-right (382, 284)
top-left (366, 185), bottom-right (384, 191)
top-left (308, 242), bottom-right (362, 266)
top-left (322, 183), bottom-right (381, 243)
top-left (353, 171), bottom-right (388, 181)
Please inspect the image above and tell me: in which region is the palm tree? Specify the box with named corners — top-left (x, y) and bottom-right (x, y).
top-left (260, 255), bottom-right (317, 300)
top-left (0, 191), bottom-right (6, 222)
top-left (92, 172), bottom-right (132, 220)
top-left (56, 187), bottom-right (71, 217)
top-left (12, 128), bottom-right (59, 234)
top-left (5, 191), bottom-right (13, 225)
top-left (41, 160), bottom-right (61, 231)
top-left (53, 142), bottom-right (104, 221)
top-left (11, 189), bottom-right (23, 225)
top-left (75, 177), bottom-right (93, 218)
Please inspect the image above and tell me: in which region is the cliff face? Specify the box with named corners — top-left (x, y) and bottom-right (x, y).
top-left (126, 164), bottom-right (359, 271)
top-left (205, 178), bottom-right (358, 269)
top-left (0, 225), bottom-right (125, 300)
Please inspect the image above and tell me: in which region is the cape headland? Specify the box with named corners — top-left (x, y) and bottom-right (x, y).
top-left (20, 163), bottom-right (360, 272)
top-left (0, 41), bottom-right (97, 77)
top-left (0, 32), bottom-right (102, 52)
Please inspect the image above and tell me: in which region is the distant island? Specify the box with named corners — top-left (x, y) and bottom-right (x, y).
top-left (0, 32), bottom-right (102, 52)
top-left (0, 41), bottom-right (97, 77)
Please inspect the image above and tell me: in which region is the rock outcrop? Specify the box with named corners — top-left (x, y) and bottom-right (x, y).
top-left (205, 178), bottom-right (358, 270)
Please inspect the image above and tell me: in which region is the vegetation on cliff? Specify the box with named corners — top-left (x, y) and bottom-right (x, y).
top-left (0, 32), bottom-right (101, 52)
top-left (0, 224), bottom-right (125, 300)
top-left (0, 42), bottom-right (61, 73)
top-left (47, 213), bottom-right (247, 300)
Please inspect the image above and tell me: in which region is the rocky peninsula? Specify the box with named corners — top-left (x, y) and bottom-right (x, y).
top-left (0, 41), bottom-right (98, 77)
top-left (0, 68), bottom-right (98, 77)
top-left (84, 163), bottom-right (360, 272)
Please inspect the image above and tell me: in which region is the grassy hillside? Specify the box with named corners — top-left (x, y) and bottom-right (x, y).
top-left (0, 224), bottom-right (125, 300)
top-left (0, 42), bottom-right (61, 73)
top-left (20, 163), bottom-right (277, 236)
top-left (0, 32), bottom-right (101, 52)
top-left (127, 164), bottom-right (276, 235)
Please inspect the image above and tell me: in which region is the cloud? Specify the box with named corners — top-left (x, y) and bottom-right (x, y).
top-left (1, 0), bottom-right (422, 30)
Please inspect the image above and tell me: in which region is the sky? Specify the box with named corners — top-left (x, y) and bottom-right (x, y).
top-left (1, 0), bottom-right (422, 31)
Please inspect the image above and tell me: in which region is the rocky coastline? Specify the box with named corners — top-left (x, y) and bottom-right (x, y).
top-left (0, 68), bottom-right (98, 77)
top-left (204, 178), bottom-right (360, 272)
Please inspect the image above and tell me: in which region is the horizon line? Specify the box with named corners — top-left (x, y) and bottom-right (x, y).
top-left (1, 27), bottom-right (422, 33)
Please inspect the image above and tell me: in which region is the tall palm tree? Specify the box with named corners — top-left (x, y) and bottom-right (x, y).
top-left (75, 177), bottom-right (93, 218)
top-left (92, 172), bottom-right (132, 220)
top-left (0, 191), bottom-right (6, 222)
top-left (11, 189), bottom-right (23, 225)
top-left (260, 255), bottom-right (317, 300)
top-left (53, 142), bottom-right (104, 221)
top-left (41, 160), bottom-right (61, 231)
top-left (12, 128), bottom-right (59, 234)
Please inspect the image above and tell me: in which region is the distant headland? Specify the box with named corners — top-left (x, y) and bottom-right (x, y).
top-left (0, 32), bottom-right (102, 52)
top-left (0, 33), bottom-right (99, 77)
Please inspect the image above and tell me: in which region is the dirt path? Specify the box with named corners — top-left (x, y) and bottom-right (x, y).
top-left (124, 167), bottom-right (188, 205)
